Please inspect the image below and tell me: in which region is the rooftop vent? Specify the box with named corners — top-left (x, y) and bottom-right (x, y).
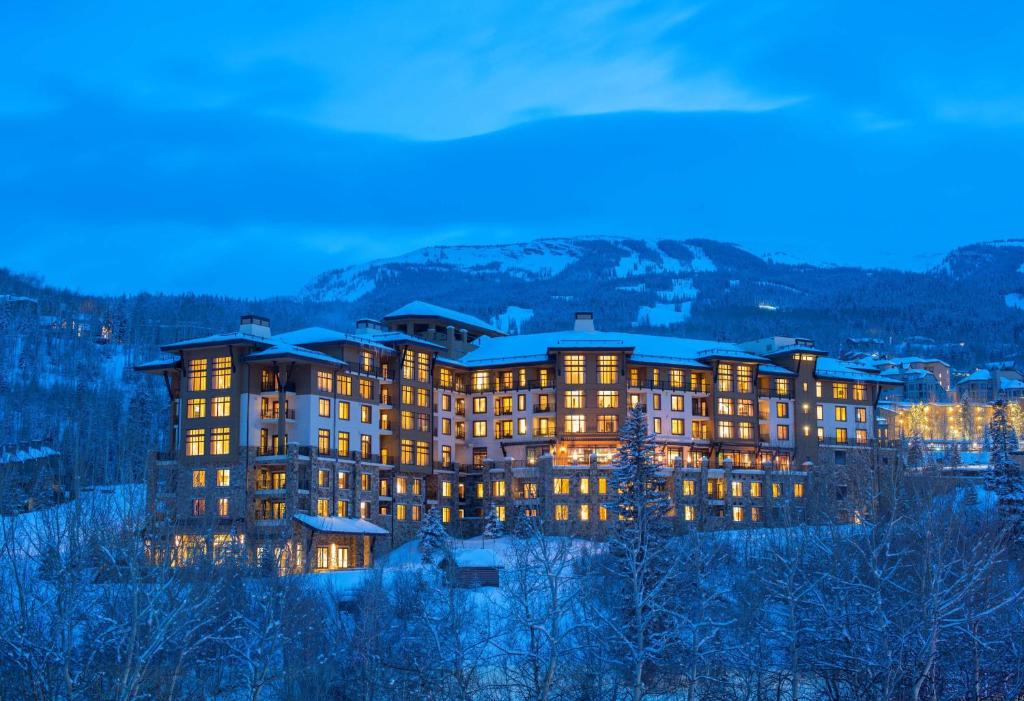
top-left (240, 314), bottom-right (271, 338)
top-left (573, 311), bottom-right (595, 332)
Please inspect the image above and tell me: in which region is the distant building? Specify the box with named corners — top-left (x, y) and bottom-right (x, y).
top-left (0, 440), bottom-right (67, 513)
top-left (956, 366), bottom-right (1024, 403)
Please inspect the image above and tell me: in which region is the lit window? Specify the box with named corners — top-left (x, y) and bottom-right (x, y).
top-left (337, 431), bottom-right (350, 456)
top-left (794, 483), bottom-right (805, 498)
top-left (564, 354), bottom-right (585, 385)
top-left (212, 356), bottom-right (231, 390)
top-left (833, 383), bottom-right (848, 400)
top-left (671, 418), bottom-right (684, 435)
top-left (598, 478), bottom-right (608, 494)
top-left (597, 390), bottom-right (619, 408)
top-left (192, 470), bottom-right (205, 488)
top-left (210, 427), bottom-right (230, 455)
top-left (358, 379), bottom-right (372, 400)
top-left (216, 468), bottom-right (230, 487)
top-left (717, 364), bottom-right (733, 393)
top-left (318, 429), bottom-right (330, 455)
top-left (718, 421), bottom-right (734, 439)
top-left (188, 358), bottom-right (207, 392)
top-left (776, 402), bottom-right (789, 418)
top-left (442, 507), bottom-right (451, 523)
top-left (736, 365), bottom-right (752, 392)
top-left (218, 497), bottom-right (229, 517)
top-left (338, 374), bottom-right (352, 395)
top-left (684, 505), bottom-right (695, 521)
top-left (186, 429), bottom-right (205, 456)
top-left (211, 396), bottom-right (230, 417)
top-left (580, 504), bottom-right (590, 521)
top-left (835, 406), bottom-right (847, 422)
top-left (473, 421), bottom-right (488, 437)
top-left (553, 478), bottom-right (570, 495)
top-left (580, 477), bottom-right (590, 495)
top-left (554, 504), bottom-right (569, 521)
top-left (564, 415), bottom-right (586, 433)
top-left (361, 405), bottom-right (372, 424)
top-left (317, 371), bottom-right (333, 393)
top-left (683, 479), bottom-right (695, 496)
top-left (186, 398), bottom-right (206, 418)
top-left (598, 355), bottom-right (617, 384)
top-left (597, 415), bottom-right (618, 433)
top-left (396, 504), bottom-right (407, 521)
top-left (192, 498), bottom-right (206, 516)
top-left (564, 391), bottom-right (584, 409)
top-left (731, 481), bottom-right (743, 497)
top-left (732, 506), bottom-right (744, 522)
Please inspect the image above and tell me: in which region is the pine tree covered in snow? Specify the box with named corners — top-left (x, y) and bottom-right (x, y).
top-left (418, 506), bottom-right (449, 565)
top-left (483, 503), bottom-right (504, 541)
top-left (990, 401), bottom-right (1024, 542)
top-left (600, 404), bottom-right (677, 701)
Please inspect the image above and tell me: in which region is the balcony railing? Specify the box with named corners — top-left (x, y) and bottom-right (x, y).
top-left (259, 408), bottom-right (295, 420)
top-left (533, 404), bottom-right (555, 413)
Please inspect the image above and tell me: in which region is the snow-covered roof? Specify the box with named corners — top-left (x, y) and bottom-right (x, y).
top-left (293, 513), bottom-right (388, 535)
top-left (815, 357), bottom-right (897, 384)
top-left (450, 549), bottom-right (500, 568)
top-left (272, 327), bottom-right (392, 351)
top-left (1001, 377), bottom-right (1024, 390)
top-left (365, 330), bottom-right (447, 350)
top-left (383, 300), bottom-right (504, 335)
top-left (1, 445), bottom-right (59, 464)
top-left (246, 343), bottom-right (347, 366)
top-left (758, 363), bottom-right (796, 376)
top-left (959, 369), bottom-right (991, 384)
top-left (134, 356), bottom-right (180, 372)
top-left (457, 330), bottom-right (750, 368)
top-left (161, 331), bottom-right (272, 351)
top-left (763, 343), bottom-right (828, 356)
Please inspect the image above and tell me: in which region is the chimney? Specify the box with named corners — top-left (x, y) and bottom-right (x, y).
top-left (240, 314), bottom-right (271, 338)
top-left (355, 318), bottom-right (383, 335)
top-left (573, 311), bottom-right (595, 332)
top-left (459, 328), bottom-right (469, 343)
top-left (446, 324), bottom-right (456, 348)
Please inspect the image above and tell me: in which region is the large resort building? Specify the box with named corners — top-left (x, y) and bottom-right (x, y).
top-left (137, 302), bottom-right (900, 574)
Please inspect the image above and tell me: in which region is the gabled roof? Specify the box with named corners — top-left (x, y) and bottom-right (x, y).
top-left (272, 327), bottom-right (392, 351)
top-left (246, 343), bottom-right (346, 366)
top-left (758, 363), bottom-right (796, 376)
top-left (293, 513), bottom-right (388, 535)
top-left (383, 301), bottom-right (504, 335)
top-left (161, 331), bottom-right (273, 352)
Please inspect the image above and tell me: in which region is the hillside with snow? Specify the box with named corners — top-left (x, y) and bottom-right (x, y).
top-left (302, 236), bottom-right (1024, 367)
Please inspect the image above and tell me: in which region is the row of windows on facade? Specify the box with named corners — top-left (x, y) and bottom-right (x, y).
top-left (188, 355), bottom-right (863, 403)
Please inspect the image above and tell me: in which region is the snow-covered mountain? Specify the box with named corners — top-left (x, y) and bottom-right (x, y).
top-left (303, 236), bottom-right (1024, 367)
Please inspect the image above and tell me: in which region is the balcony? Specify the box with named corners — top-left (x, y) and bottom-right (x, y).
top-left (533, 404), bottom-right (555, 413)
top-left (260, 408), bottom-right (296, 420)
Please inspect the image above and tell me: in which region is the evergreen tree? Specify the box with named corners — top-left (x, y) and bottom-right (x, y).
top-left (483, 503), bottom-right (504, 541)
top-left (907, 436), bottom-right (925, 469)
top-left (602, 404), bottom-right (676, 701)
top-left (947, 439), bottom-right (962, 467)
top-left (959, 394), bottom-right (974, 446)
top-left (989, 401), bottom-right (1024, 542)
top-left (418, 506), bottom-right (449, 565)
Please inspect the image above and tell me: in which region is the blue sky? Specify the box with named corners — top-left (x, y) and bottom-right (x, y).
top-left (1, 1), bottom-right (1022, 296)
